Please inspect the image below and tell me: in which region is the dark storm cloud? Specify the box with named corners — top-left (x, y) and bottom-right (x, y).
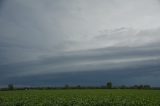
top-left (1, 46), bottom-right (160, 82)
top-left (0, 0), bottom-right (160, 86)
top-left (1, 58), bottom-right (160, 87)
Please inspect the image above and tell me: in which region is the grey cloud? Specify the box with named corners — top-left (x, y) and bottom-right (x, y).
top-left (0, 0), bottom-right (160, 86)
top-left (1, 46), bottom-right (160, 78)
top-left (1, 60), bottom-right (160, 87)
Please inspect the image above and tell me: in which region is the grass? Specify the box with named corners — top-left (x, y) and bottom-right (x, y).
top-left (0, 89), bottom-right (160, 106)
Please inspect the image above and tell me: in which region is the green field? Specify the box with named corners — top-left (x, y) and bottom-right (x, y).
top-left (0, 89), bottom-right (160, 106)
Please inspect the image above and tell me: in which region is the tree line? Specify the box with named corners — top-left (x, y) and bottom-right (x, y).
top-left (0, 82), bottom-right (159, 91)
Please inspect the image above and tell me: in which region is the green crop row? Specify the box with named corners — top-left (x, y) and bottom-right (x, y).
top-left (0, 89), bottom-right (160, 106)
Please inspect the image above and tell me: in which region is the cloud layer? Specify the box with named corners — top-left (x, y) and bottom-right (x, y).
top-left (0, 0), bottom-right (160, 86)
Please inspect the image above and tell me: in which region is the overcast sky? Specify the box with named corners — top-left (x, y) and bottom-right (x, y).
top-left (0, 0), bottom-right (160, 87)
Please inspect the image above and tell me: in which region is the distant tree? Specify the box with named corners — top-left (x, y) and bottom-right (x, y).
top-left (8, 84), bottom-right (14, 90)
top-left (64, 84), bottom-right (69, 89)
top-left (138, 85), bottom-right (144, 89)
top-left (120, 85), bottom-right (127, 89)
top-left (131, 84), bottom-right (151, 89)
top-left (106, 81), bottom-right (112, 89)
top-left (76, 85), bottom-right (81, 89)
top-left (133, 85), bottom-right (138, 89)
top-left (143, 85), bottom-right (151, 89)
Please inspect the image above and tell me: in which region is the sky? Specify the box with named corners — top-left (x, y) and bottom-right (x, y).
top-left (0, 0), bottom-right (160, 87)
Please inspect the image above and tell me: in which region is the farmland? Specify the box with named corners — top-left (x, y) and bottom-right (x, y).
top-left (0, 89), bottom-right (160, 106)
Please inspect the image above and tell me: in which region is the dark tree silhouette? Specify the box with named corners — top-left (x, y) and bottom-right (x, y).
top-left (106, 81), bottom-right (112, 89)
top-left (64, 84), bottom-right (69, 89)
top-left (8, 84), bottom-right (14, 90)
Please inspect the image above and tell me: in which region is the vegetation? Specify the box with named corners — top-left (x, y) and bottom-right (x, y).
top-left (106, 81), bottom-right (112, 89)
top-left (0, 82), bottom-right (159, 106)
top-left (0, 89), bottom-right (160, 106)
top-left (7, 84), bottom-right (14, 90)
top-left (0, 82), bottom-right (153, 91)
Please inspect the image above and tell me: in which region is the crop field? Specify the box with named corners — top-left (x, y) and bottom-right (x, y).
top-left (0, 89), bottom-right (160, 106)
